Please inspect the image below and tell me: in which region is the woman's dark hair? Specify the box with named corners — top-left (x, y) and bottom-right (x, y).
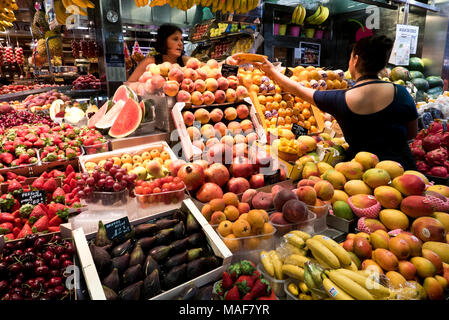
top-left (352, 35), bottom-right (394, 74)
top-left (154, 23), bottom-right (183, 55)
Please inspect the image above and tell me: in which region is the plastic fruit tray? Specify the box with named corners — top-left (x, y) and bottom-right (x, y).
top-left (269, 210), bottom-right (316, 237)
top-left (257, 263), bottom-right (286, 298)
top-left (135, 186), bottom-right (186, 219)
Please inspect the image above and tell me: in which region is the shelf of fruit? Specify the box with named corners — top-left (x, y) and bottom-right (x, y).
top-left (71, 74), bottom-right (101, 91)
top-left (0, 85), bottom-right (65, 103)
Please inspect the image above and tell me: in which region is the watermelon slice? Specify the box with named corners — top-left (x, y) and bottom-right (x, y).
top-left (112, 85), bottom-right (138, 103)
top-left (88, 100), bottom-right (112, 128)
top-left (139, 101), bottom-right (146, 120)
top-left (95, 100), bottom-right (126, 134)
top-left (109, 99), bottom-right (142, 138)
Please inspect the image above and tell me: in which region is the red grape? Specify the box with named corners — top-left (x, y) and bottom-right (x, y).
top-left (153, 187), bottom-right (161, 194)
top-left (98, 179), bottom-right (106, 187)
top-left (113, 183), bottom-right (122, 192)
top-left (86, 177), bottom-right (95, 186)
top-left (99, 173), bottom-right (107, 180)
top-left (104, 161), bottom-right (113, 171)
top-left (76, 179), bottom-right (85, 187)
top-left (109, 167), bottom-right (118, 176)
top-left (105, 180), bottom-right (114, 189)
top-left (83, 186), bottom-right (93, 195)
top-left (115, 173), bottom-right (124, 181)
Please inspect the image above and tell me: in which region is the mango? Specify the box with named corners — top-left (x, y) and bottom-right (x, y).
top-left (396, 233), bottom-right (423, 257)
top-left (422, 242), bottom-right (449, 264)
top-left (443, 262), bottom-right (449, 283)
top-left (349, 194), bottom-right (379, 209)
top-left (374, 186), bottom-right (403, 209)
top-left (426, 185), bottom-right (449, 198)
top-left (358, 218), bottom-right (387, 234)
top-left (330, 190), bottom-right (349, 204)
top-left (354, 151), bottom-right (379, 171)
top-left (398, 260), bottom-right (417, 280)
top-left (400, 196), bottom-right (434, 218)
top-left (361, 259), bottom-right (384, 275)
top-left (353, 236), bottom-right (372, 260)
top-left (335, 161), bottom-right (364, 180)
top-left (435, 275), bottom-right (448, 290)
top-left (392, 174), bottom-right (426, 196)
top-left (362, 168), bottom-right (391, 189)
top-left (372, 248), bottom-right (399, 271)
top-left (379, 209), bottom-right (409, 231)
top-left (403, 170), bottom-right (429, 184)
top-left (411, 257), bottom-right (436, 278)
top-left (321, 169), bottom-right (346, 190)
top-left (431, 212), bottom-right (449, 232)
top-left (411, 217), bottom-right (446, 243)
top-left (375, 160), bottom-right (404, 179)
top-left (421, 249), bottom-right (443, 275)
top-left (385, 271), bottom-right (406, 289)
top-left (302, 162), bottom-right (320, 179)
top-left (423, 277), bottom-right (444, 300)
top-left (344, 180), bottom-right (372, 196)
top-left (317, 162), bottom-right (334, 175)
top-left (314, 180), bottom-right (334, 201)
top-left (369, 230), bottom-right (390, 249)
top-left (388, 236), bottom-right (411, 260)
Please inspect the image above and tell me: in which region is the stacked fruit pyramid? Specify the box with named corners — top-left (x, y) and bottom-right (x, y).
top-left (0, 0), bottom-right (18, 31)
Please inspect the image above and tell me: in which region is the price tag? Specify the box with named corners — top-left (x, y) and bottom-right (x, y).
top-left (291, 123), bottom-right (308, 138)
top-left (221, 64), bottom-right (239, 77)
top-left (264, 169), bottom-right (281, 186)
top-left (105, 217), bottom-right (132, 241)
top-left (284, 68), bottom-right (293, 77)
top-left (20, 190), bottom-right (46, 206)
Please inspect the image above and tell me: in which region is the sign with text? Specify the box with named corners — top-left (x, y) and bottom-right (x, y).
top-left (105, 217), bottom-right (132, 240)
top-left (20, 190), bottom-right (46, 206)
top-left (221, 64), bottom-right (239, 77)
top-left (264, 169), bottom-right (281, 186)
top-left (291, 123), bottom-right (308, 138)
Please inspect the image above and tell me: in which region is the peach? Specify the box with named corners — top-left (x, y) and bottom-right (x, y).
top-left (207, 59), bottom-right (219, 69)
top-left (227, 75), bottom-right (239, 90)
top-left (201, 124), bottom-right (215, 139)
top-left (233, 143), bottom-right (248, 158)
top-left (206, 138), bottom-right (220, 149)
top-left (168, 68), bottom-right (184, 83)
top-left (159, 62), bottom-right (172, 77)
top-left (194, 108), bottom-right (210, 124)
top-left (181, 78), bottom-right (195, 93)
top-left (238, 202), bottom-right (250, 214)
top-left (182, 111), bottom-right (195, 126)
top-left (228, 121), bottom-right (242, 135)
top-left (224, 107), bottom-right (237, 121)
top-left (242, 189), bottom-right (258, 204)
top-left (246, 132), bottom-right (258, 145)
top-left (211, 211), bottom-right (226, 225)
top-left (207, 68), bottom-right (221, 80)
top-left (176, 90), bottom-right (191, 103)
top-left (314, 180), bottom-right (335, 201)
top-left (201, 204), bottom-right (212, 221)
top-left (191, 91), bottom-right (204, 106)
top-left (197, 67), bottom-right (208, 81)
top-left (194, 79), bottom-right (207, 93)
top-left (163, 80), bottom-right (179, 97)
top-left (217, 77), bottom-right (229, 91)
top-left (144, 80), bottom-right (155, 94)
top-left (192, 140), bottom-right (205, 151)
top-left (150, 74), bottom-right (166, 90)
top-left (205, 78), bottom-right (218, 92)
top-left (240, 119), bottom-right (253, 133)
top-left (210, 198), bottom-right (226, 212)
top-left (147, 63), bottom-right (160, 75)
top-left (221, 135), bottom-right (234, 146)
top-left (214, 90), bottom-right (226, 104)
top-left (236, 85), bottom-right (249, 100)
top-left (214, 122), bottom-right (227, 137)
top-left (226, 88), bottom-right (237, 103)
top-left (203, 91), bottom-right (215, 105)
top-left (187, 126), bottom-right (200, 141)
top-left (210, 108), bottom-right (224, 123)
top-left (236, 104), bottom-right (250, 119)
top-left (295, 186), bottom-right (317, 206)
top-left (234, 134), bottom-right (246, 145)
top-left (186, 57), bottom-right (201, 70)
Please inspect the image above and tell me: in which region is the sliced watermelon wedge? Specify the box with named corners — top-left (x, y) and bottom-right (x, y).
top-left (88, 100), bottom-right (112, 128)
top-left (95, 100), bottom-right (126, 133)
top-left (109, 98), bottom-right (142, 138)
top-left (113, 85), bottom-right (138, 103)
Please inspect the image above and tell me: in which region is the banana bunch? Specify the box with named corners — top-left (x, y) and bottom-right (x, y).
top-left (322, 269), bottom-right (391, 300)
top-left (287, 281), bottom-right (314, 300)
top-left (260, 250), bottom-right (284, 280)
top-left (56, 0), bottom-right (93, 25)
top-left (303, 261), bottom-right (329, 299)
top-left (305, 5), bottom-right (329, 25)
top-left (152, 0), bottom-right (259, 13)
top-left (135, 0), bottom-right (150, 7)
top-left (0, 0), bottom-right (18, 30)
top-left (305, 235), bottom-right (355, 270)
top-left (63, 0), bottom-right (94, 9)
top-left (291, 4), bottom-right (306, 25)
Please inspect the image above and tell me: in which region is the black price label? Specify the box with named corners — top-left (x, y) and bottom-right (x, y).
top-left (292, 123), bottom-right (308, 138)
top-left (221, 64), bottom-right (239, 77)
top-left (105, 217), bottom-right (132, 241)
top-left (20, 190), bottom-right (46, 206)
top-left (285, 68), bottom-right (293, 77)
top-left (264, 169), bottom-right (281, 186)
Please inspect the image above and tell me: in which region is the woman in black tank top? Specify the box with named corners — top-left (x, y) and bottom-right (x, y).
top-left (128, 24), bottom-right (190, 82)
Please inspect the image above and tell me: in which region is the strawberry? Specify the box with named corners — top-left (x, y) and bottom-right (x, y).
top-left (63, 172), bottom-right (76, 185)
top-left (244, 278), bottom-right (271, 300)
top-left (0, 222), bottom-right (13, 234)
top-left (48, 226), bottom-right (60, 233)
top-left (17, 223), bottom-right (32, 239)
top-left (47, 203), bottom-right (59, 220)
top-left (222, 271), bottom-right (234, 291)
top-left (49, 215), bottom-right (63, 227)
top-left (40, 172), bottom-right (49, 180)
top-left (33, 138), bottom-right (44, 149)
top-left (229, 262), bottom-right (242, 281)
top-left (240, 260), bottom-right (256, 275)
top-left (235, 275), bottom-right (255, 294)
top-left (52, 187), bottom-right (66, 203)
top-left (1, 152), bottom-right (13, 164)
top-left (16, 175), bottom-right (27, 183)
top-left (62, 184), bottom-right (71, 194)
top-left (50, 170), bottom-right (65, 179)
top-left (4, 233), bottom-right (15, 241)
top-left (43, 178), bottom-right (57, 193)
top-left (7, 179), bottom-right (22, 194)
top-left (65, 147), bottom-right (76, 159)
top-left (6, 172), bottom-right (17, 180)
top-left (12, 227), bottom-right (20, 237)
top-left (0, 212), bottom-right (15, 223)
top-left (69, 179), bottom-right (77, 189)
top-left (28, 205), bottom-right (47, 225)
top-left (224, 285), bottom-right (240, 300)
top-left (32, 215), bottom-right (49, 233)
top-left (18, 153), bottom-right (30, 164)
top-left (65, 165), bottom-right (75, 176)
top-left (31, 177), bottom-right (45, 190)
top-left (215, 281), bottom-right (225, 296)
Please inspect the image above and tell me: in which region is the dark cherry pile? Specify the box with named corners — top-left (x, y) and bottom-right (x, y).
top-left (0, 234), bottom-right (76, 300)
top-left (0, 110), bottom-right (55, 129)
top-left (76, 160), bottom-right (137, 199)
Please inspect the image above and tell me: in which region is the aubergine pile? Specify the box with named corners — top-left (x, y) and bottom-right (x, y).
top-left (88, 210), bottom-right (221, 300)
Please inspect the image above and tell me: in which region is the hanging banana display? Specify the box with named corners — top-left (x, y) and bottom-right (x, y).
top-left (0, 0), bottom-right (18, 31)
top-left (54, 0), bottom-right (95, 26)
top-left (305, 5), bottom-right (330, 25)
top-left (146, 0), bottom-right (260, 14)
top-left (291, 4), bottom-right (306, 25)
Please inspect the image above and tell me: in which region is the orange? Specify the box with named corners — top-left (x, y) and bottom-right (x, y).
top-left (252, 75), bottom-right (262, 86)
top-left (223, 192), bottom-right (239, 207)
top-left (260, 106), bottom-right (266, 114)
top-left (160, 151), bottom-right (171, 161)
top-left (310, 70), bottom-right (320, 81)
top-left (294, 66), bottom-right (305, 75)
top-left (283, 93), bottom-right (293, 102)
top-left (232, 219), bottom-right (252, 238)
top-left (286, 100), bottom-right (294, 109)
top-left (265, 120), bottom-right (271, 127)
top-left (298, 114), bottom-right (305, 122)
top-left (277, 117), bottom-right (285, 126)
top-left (302, 108), bottom-right (311, 118)
top-left (271, 101), bottom-right (280, 110)
top-left (278, 108), bottom-right (286, 117)
top-left (291, 115), bottom-right (299, 123)
top-left (326, 80), bottom-right (334, 90)
top-left (265, 102), bottom-right (272, 111)
top-left (291, 76), bottom-right (299, 82)
top-left (270, 118), bottom-right (278, 125)
top-left (265, 95), bottom-right (274, 103)
top-left (333, 79), bottom-right (341, 89)
top-left (306, 66), bottom-right (316, 72)
top-left (279, 100), bottom-right (287, 109)
top-left (298, 71), bottom-right (310, 81)
top-left (250, 84), bottom-right (260, 93)
top-left (275, 85), bottom-right (282, 94)
top-left (285, 116), bottom-right (292, 124)
top-left (341, 80), bottom-right (348, 89)
top-left (310, 125), bottom-right (319, 133)
top-left (286, 108), bottom-right (293, 117)
top-left (327, 70), bottom-right (337, 81)
top-left (150, 149), bottom-right (160, 159)
top-left (295, 96), bottom-right (303, 103)
top-left (304, 120), bottom-right (311, 129)
top-left (273, 93), bottom-right (283, 103)
top-left (309, 116), bottom-right (316, 125)
top-left (258, 95), bottom-right (266, 105)
top-left (262, 223), bottom-right (275, 240)
top-left (217, 220), bottom-right (233, 237)
top-left (223, 234), bottom-right (242, 253)
top-left (303, 101), bottom-right (311, 109)
top-left (224, 205), bottom-right (240, 222)
top-left (293, 106), bottom-right (301, 116)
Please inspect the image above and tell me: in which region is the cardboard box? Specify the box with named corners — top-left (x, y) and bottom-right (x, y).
top-left (61, 198), bottom-right (232, 300)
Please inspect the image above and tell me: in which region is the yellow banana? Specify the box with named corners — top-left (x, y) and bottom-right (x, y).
top-left (284, 233), bottom-right (305, 249)
top-left (284, 243), bottom-right (307, 256)
top-left (291, 5), bottom-right (299, 24)
top-left (241, 0), bottom-right (247, 13)
top-left (313, 256), bottom-right (332, 269)
top-left (344, 261), bottom-right (358, 272)
top-left (260, 250), bottom-right (275, 278)
top-left (328, 270), bottom-right (375, 300)
top-left (268, 250), bottom-right (284, 280)
top-left (334, 269), bottom-right (391, 299)
top-left (312, 235), bottom-right (352, 267)
top-left (299, 281), bottom-right (309, 294)
top-left (314, 6), bottom-right (329, 25)
top-left (298, 6), bottom-right (306, 25)
top-left (288, 282), bottom-right (299, 296)
top-left (284, 254), bottom-right (310, 268)
top-left (323, 277), bottom-right (354, 300)
top-left (225, 0), bottom-right (233, 13)
top-left (306, 5), bottom-right (322, 24)
top-left (282, 264), bottom-right (305, 281)
top-left (290, 230), bottom-right (311, 241)
top-left (217, 0), bottom-right (225, 11)
top-left (306, 239), bottom-right (341, 269)
top-left (71, 0), bottom-right (88, 8)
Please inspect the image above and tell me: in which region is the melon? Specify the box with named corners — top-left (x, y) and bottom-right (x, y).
top-left (95, 100), bottom-right (126, 134)
top-left (390, 67), bottom-right (410, 82)
top-left (109, 99), bottom-right (142, 138)
top-left (412, 78), bottom-right (429, 92)
top-left (408, 57), bottom-right (424, 73)
top-left (49, 99), bottom-right (65, 121)
top-left (409, 71), bottom-right (424, 80)
top-left (427, 86), bottom-right (444, 99)
top-left (112, 85), bottom-right (138, 103)
top-left (139, 101), bottom-right (146, 120)
top-left (426, 76), bottom-right (444, 89)
top-left (88, 100), bottom-right (112, 128)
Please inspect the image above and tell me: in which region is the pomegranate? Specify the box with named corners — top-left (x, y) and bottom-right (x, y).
top-left (177, 163), bottom-right (205, 191)
top-left (205, 163), bottom-right (230, 187)
top-left (249, 174), bottom-right (265, 189)
top-left (193, 159), bottom-right (210, 170)
top-left (207, 143), bottom-right (233, 165)
top-left (169, 159), bottom-right (187, 177)
top-left (227, 177), bottom-right (250, 194)
top-left (196, 182), bottom-right (224, 203)
top-left (230, 156), bottom-right (254, 178)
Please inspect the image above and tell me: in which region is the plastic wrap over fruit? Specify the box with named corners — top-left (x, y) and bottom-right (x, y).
top-left (387, 281), bottom-right (421, 300)
top-left (303, 261), bottom-right (328, 299)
